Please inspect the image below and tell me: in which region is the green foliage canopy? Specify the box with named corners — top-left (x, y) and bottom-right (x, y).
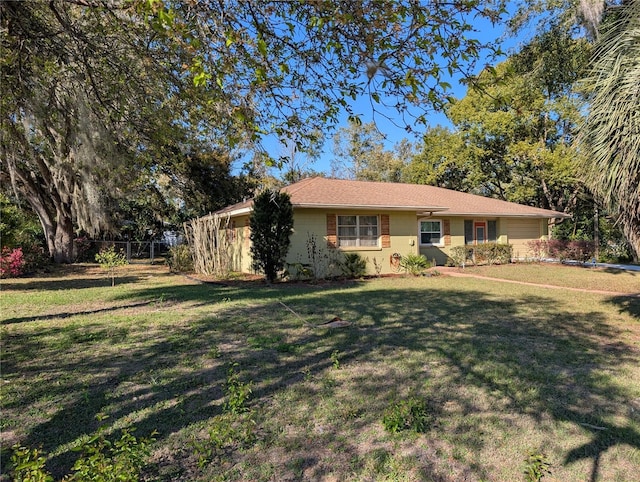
top-left (439, 29), bottom-right (589, 214)
top-left (402, 126), bottom-right (470, 189)
top-left (0, 193), bottom-right (42, 249)
top-left (331, 121), bottom-right (407, 182)
top-left (153, 0), bottom-right (507, 146)
top-left (506, 0), bottom-right (640, 259)
top-left (0, 1), bottom-right (253, 262)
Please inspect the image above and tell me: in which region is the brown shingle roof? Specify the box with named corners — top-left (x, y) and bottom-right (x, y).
top-left (216, 177), bottom-right (569, 218)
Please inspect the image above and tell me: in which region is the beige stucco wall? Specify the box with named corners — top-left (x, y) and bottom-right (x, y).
top-left (419, 217), bottom-right (538, 265)
top-left (419, 217), bottom-right (505, 265)
top-left (228, 210), bottom-right (551, 275)
top-left (227, 214), bottom-right (252, 273)
top-left (288, 209), bottom-right (420, 276)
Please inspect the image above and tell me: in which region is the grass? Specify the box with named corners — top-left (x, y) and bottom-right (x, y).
top-left (1, 262), bottom-right (640, 481)
top-left (460, 262), bottom-right (640, 294)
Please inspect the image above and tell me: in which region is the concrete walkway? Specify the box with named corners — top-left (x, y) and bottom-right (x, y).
top-left (580, 261), bottom-right (640, 272)
top-left (527, 258), bottom-right (640, 272)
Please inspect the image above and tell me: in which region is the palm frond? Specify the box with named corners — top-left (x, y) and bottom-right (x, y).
top-left (578, 0), bottom-right (640, 258)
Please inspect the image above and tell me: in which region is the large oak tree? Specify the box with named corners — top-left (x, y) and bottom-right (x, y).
top-left (1, 0), bottom-right (506, 262)
top-left (1, 1), bottom-right (198, 261)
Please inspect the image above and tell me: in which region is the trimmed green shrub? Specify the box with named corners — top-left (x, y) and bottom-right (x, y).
top-left (449, 244), bottom-right (512, 266)
top-left (474, 243), bottom-right (513, 265)
top-left (340, 252), bottom-right (367, 278)
top-left (448, 246), bottom-right (474, 267)
top-left (398, 253), bottom-right (430, 275)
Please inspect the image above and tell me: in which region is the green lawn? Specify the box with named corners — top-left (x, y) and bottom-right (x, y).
top-left (1, 263), bottom-right (639, 481)
top-left (460, 263), bottom-right (640, 294)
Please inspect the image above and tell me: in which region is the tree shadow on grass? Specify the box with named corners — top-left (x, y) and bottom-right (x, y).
top-left (4, 279), bottom-right (640, 481)
top-left (606, 294), bottom-right (640, 320)
top-left (1, 301), bottom-right (154, 325)
top-left (601, 267), bottom-right (639, 276)
top-left (1, 263), bottom-right (170, 291)
top-left (1, 275), bottom-right (142, 291)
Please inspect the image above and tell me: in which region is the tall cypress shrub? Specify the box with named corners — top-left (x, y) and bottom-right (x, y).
top-left (249, 190), bottom-right (294, 282)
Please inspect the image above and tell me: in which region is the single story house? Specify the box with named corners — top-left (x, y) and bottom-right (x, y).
top-left (214, 177), bottom-right (569, 276)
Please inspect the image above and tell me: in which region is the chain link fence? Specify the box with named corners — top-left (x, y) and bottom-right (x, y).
top-left (85, 240), bottom-right (175, 264)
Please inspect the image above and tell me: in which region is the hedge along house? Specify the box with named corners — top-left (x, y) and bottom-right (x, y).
top-left (213, 177), bottom-right (569, 276)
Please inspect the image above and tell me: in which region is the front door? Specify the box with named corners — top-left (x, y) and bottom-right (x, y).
top-left (475, 222), bottom-right (486, 244)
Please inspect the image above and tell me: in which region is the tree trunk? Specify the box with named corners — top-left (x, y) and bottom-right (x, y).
top-left (4, 142), bottom-right (77, 264)
top-left (52, 214), bottom-right (75, 264)
top-left (620, 219), bottom-right (640, 263)
top-left (3, 90), bottom-right (118, 264)
top-left (25, 186), bottom-right (75, 264)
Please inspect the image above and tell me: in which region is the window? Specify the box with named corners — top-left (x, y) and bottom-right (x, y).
top-left (226, 220), bottom-right (236, 242)
top-left (337, 215), bottom-right (379, 247)
top-left (419, 220), bottom-right (442, 245)
top-left (488, 220), bottom-right (497, 242)
top-left (464, 220), bottom-right (474, 245)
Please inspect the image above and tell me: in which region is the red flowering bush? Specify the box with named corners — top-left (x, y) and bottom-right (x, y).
top-left (565, 240), bottom-right (595, 262)
top-left (74, 235), bottom-right (94, 262)
top-left (0, 247), bottom-right (25, 278)
top-left (21, 243), bottom-right (49, 273)
top-left (546, 239), bottom-right (567, 260)
top-left (526, 239), bottom-right (595, 262)
top-left (526, 239), bottom-right (548, 260)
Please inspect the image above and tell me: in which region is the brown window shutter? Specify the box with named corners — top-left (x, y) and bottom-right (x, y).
top-left (381, 214), bottom-right (390, 248)
top-left (443, 219), bottom-right (451, 246)
top-left (326, 214), bottom-right (337, 248)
